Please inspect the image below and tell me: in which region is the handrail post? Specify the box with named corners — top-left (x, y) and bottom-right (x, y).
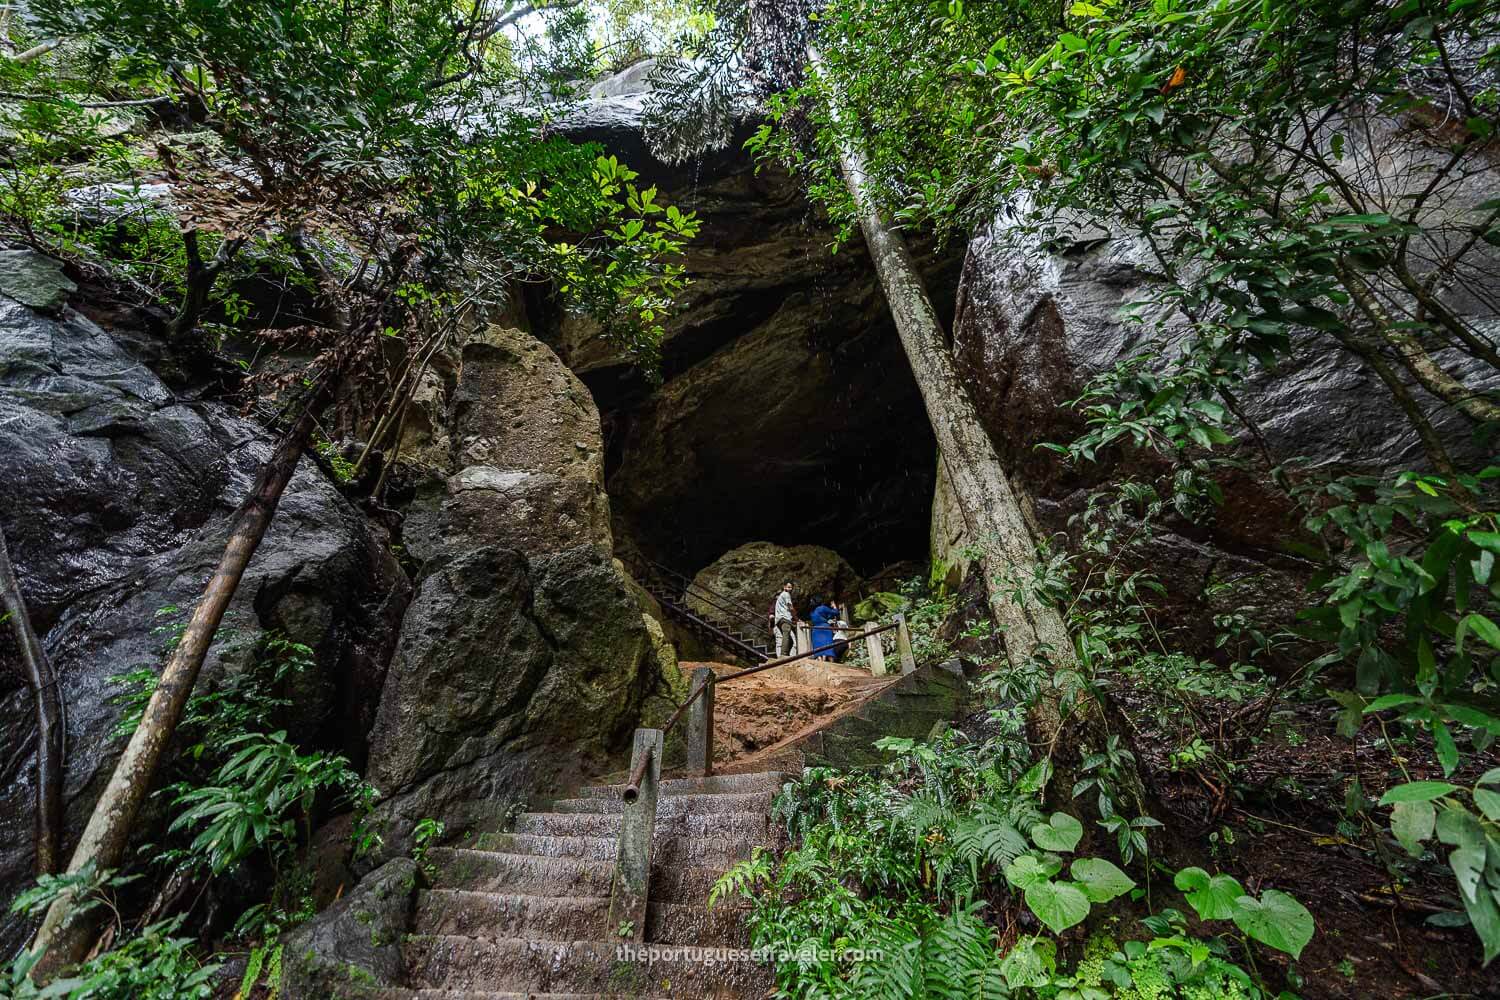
top-left (608, 728), bottom-right (662, 943)
top-left (795, 620), bottom-right (812, 658)
top-left (863, 621), bottom-right (888, 676)
top-left (685, 666), bottom-right (715, 777)
top-left (895, 613), bottom-right (917, 675)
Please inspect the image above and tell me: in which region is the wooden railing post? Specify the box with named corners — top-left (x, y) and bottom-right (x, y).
top-left (895, 613), bottom-right (917, 675)
top-left (608, 728), bottom-right (662, 943)
top-left (685, 667), bottom-right (715, 777)
top-left (863, 621), bottom-right (888, 676)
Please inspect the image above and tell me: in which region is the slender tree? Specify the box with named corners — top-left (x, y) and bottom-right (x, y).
top-left (30, 397), bottom-right (326, 971)
top-left (643, 5), bottom-right (1143, 811)
top-left (804, 45), bottom-right (1136, 808)
top-left (0, 521), bottom-right (64, 877)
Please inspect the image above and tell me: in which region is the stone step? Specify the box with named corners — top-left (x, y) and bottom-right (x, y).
top-left (424, 850), bottom-right (736, 906)
top-left (576, 771), bottom-right (793, 800)
top-left (403, 935), bottom-right (772, 996)
top-left (425, 850), bottom-right (613, 897)
top-left (512, 811), bottom-right (769, 842)
top-left (488, 833), bottom-right (755, 868)
top-left (550, 790), bottom-right (773, 816)
top-left (415, 891), bottom-right (749, 947)
top-left (416, 890), bottom-right (607, 941)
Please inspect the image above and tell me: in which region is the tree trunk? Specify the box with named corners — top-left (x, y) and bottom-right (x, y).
top-left (0, 523), bottom-right (65, 876)
top-left (30, 400), bottom-right (323, 973)
top-left (808, 46), bottom-right (1141, 817)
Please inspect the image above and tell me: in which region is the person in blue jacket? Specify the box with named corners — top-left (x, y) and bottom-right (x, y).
top-left (810, 598), bottom-right (840, 661)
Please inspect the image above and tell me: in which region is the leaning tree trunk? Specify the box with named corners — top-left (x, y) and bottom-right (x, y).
top-left (808, 47), bottom-right (1142, 816)
top-left (0, 522), bottom-right (64, 876)
top-left (31, 401), bottom-right (323, 974)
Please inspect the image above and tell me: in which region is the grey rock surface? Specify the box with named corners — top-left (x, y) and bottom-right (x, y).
top-left (0, 298), bottom-right (408, 952)
top-left (280, 857), bottom-right (418, 999)
top-left (689, 541), bottom-right (862, 624)
top-left (0, 250), bottom-right (76, 311)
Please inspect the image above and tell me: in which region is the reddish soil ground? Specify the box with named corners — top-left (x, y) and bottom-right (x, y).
top-left (1114, 686), bottom-right (1500, 1000)
top-left (679, 660), bottom-right (891, 768)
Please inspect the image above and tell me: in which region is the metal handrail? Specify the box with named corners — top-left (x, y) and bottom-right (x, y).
top-left (632, 555), bottom-right (771, 631)
top-left (620, 620), bottom-right (900, 802)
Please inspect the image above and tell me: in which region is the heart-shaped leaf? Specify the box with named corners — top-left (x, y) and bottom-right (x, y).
top-left (1030, 812), bottom-right (1084, 853)
top-left (1071, 858), bottom-right (1136, 903)
top-left (1232, 890), bottom-right (1314, 959)
top-left (1173, 867), bottom-right (1245, 921)
top-left (1024, 879), bottom-right (1091, 933)
top-left (999, 936), bottom-right (1055, 989)
top-left (1390, 800), bottom-right (1435, 856)
top-left (1004, 854), bottom-right (1057, 891)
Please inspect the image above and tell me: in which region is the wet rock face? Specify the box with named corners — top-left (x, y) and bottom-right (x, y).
top-left (280, 856), bottom-right (418, 998)
top-left (365, 314), bottom-right (671, 856)
top-left (945, 216), bottom-right (1499, 653)
top-left (691, 541), bottom-right (863, 621)
top-left (0, 288), bottom-right (408, 952)
top-left (542, 86), bottom-right (954, 574)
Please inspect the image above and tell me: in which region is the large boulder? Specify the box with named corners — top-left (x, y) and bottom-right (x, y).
top-left (0, 292), bottom-right (408, 952)
top-left (689, 542), bottom-right (863, 624)
top-left (944, 203), bottom-right (1500, 654)
top-left (365, 311), bottom-right (673, 857)
top-left (280, 857), bottom-right (418, 999)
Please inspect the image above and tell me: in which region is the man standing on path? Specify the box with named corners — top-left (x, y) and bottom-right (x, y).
top-left (773, 581), bottom-right (796, 657)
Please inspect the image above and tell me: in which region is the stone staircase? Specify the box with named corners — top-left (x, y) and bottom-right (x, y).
top-left (377, 771), bottom-right (788, 999)
top-left (627, 557), bottom-right (772, 664)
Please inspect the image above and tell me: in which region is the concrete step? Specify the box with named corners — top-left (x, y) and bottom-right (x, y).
top-left (577, 771), bottom-right (794, 800)
top-left (415, 890), bottom-right (608, 941)
top-left (423, 850), bottom-right (737, 907)
top-left (513, 811), bottom-right (769, 842)
top-left (425, 850), bottom-right (614, 897)
top-left (403, 935), bottom-right (772, 995)
top-left (414, 891), bottom-right (749, 947)
top-left (550, 790), bottom-right (773, 816)
top-left (488, 833), bottom-right (756, 868)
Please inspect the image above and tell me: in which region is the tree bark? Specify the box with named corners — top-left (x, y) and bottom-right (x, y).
top-left (809, 46), bottom-right (1142, 817)
top-left (0, 522), bottom-right (64, 876)
top-left (30, 399), bottom-right (324, 974)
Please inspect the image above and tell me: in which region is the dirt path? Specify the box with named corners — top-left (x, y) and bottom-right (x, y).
top-left (680, 660), bottom-right (892, 768)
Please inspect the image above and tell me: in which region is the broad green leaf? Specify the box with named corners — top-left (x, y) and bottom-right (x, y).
top-left (1173, 866), bottom-right (1245, 920)
top-left (1025, 879), bottom-right (1092, 933)
top-left (1231, 890), bottom-right (1315, 959)
top-left (1390, 800), bottom-right (1435, 856)
top-left (1005, 855), bottom-right (1053, 891)
top-left (999, 936), bottom-right (1055, 989)
top-left (1030, 812), bottom-right (1084, 852)
top-left (1378, 781), bottom-right (1459, 805)
top-left (1071, 858), bottom-right (1135, 902)
top-left (1473, 788), bottom-right (1500, 821)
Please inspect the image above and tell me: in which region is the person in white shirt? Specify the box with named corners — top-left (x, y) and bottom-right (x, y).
top-left (772, 581), bottom-right (796, 657)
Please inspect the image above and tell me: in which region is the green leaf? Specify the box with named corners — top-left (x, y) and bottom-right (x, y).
top-left (1030, 812), bottom-right (1084, 852)
top-left (1231, 890), bottom-right (1315, 959)
top-left (1390, 800), bottom-right (1435, 856)
top-left (1000, 936), bottom-right (1056, 989)
top-left (1174, 866), bottom-right (1245, 920)
top-left (1025, 879), bottom-right (1092, 933)
top-left (1071, 858), bottom-right (1136, 902)
top-left (1005, 854), bottom-right (1055, 891)
top-left (1378, 781), bottom-right (1460, 805)
top-left (1472, 788), bottom-right (1500, 822)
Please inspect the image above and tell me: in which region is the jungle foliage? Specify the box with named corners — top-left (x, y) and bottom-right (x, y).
top-left (722, 0), bottom-right (1500, 992)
